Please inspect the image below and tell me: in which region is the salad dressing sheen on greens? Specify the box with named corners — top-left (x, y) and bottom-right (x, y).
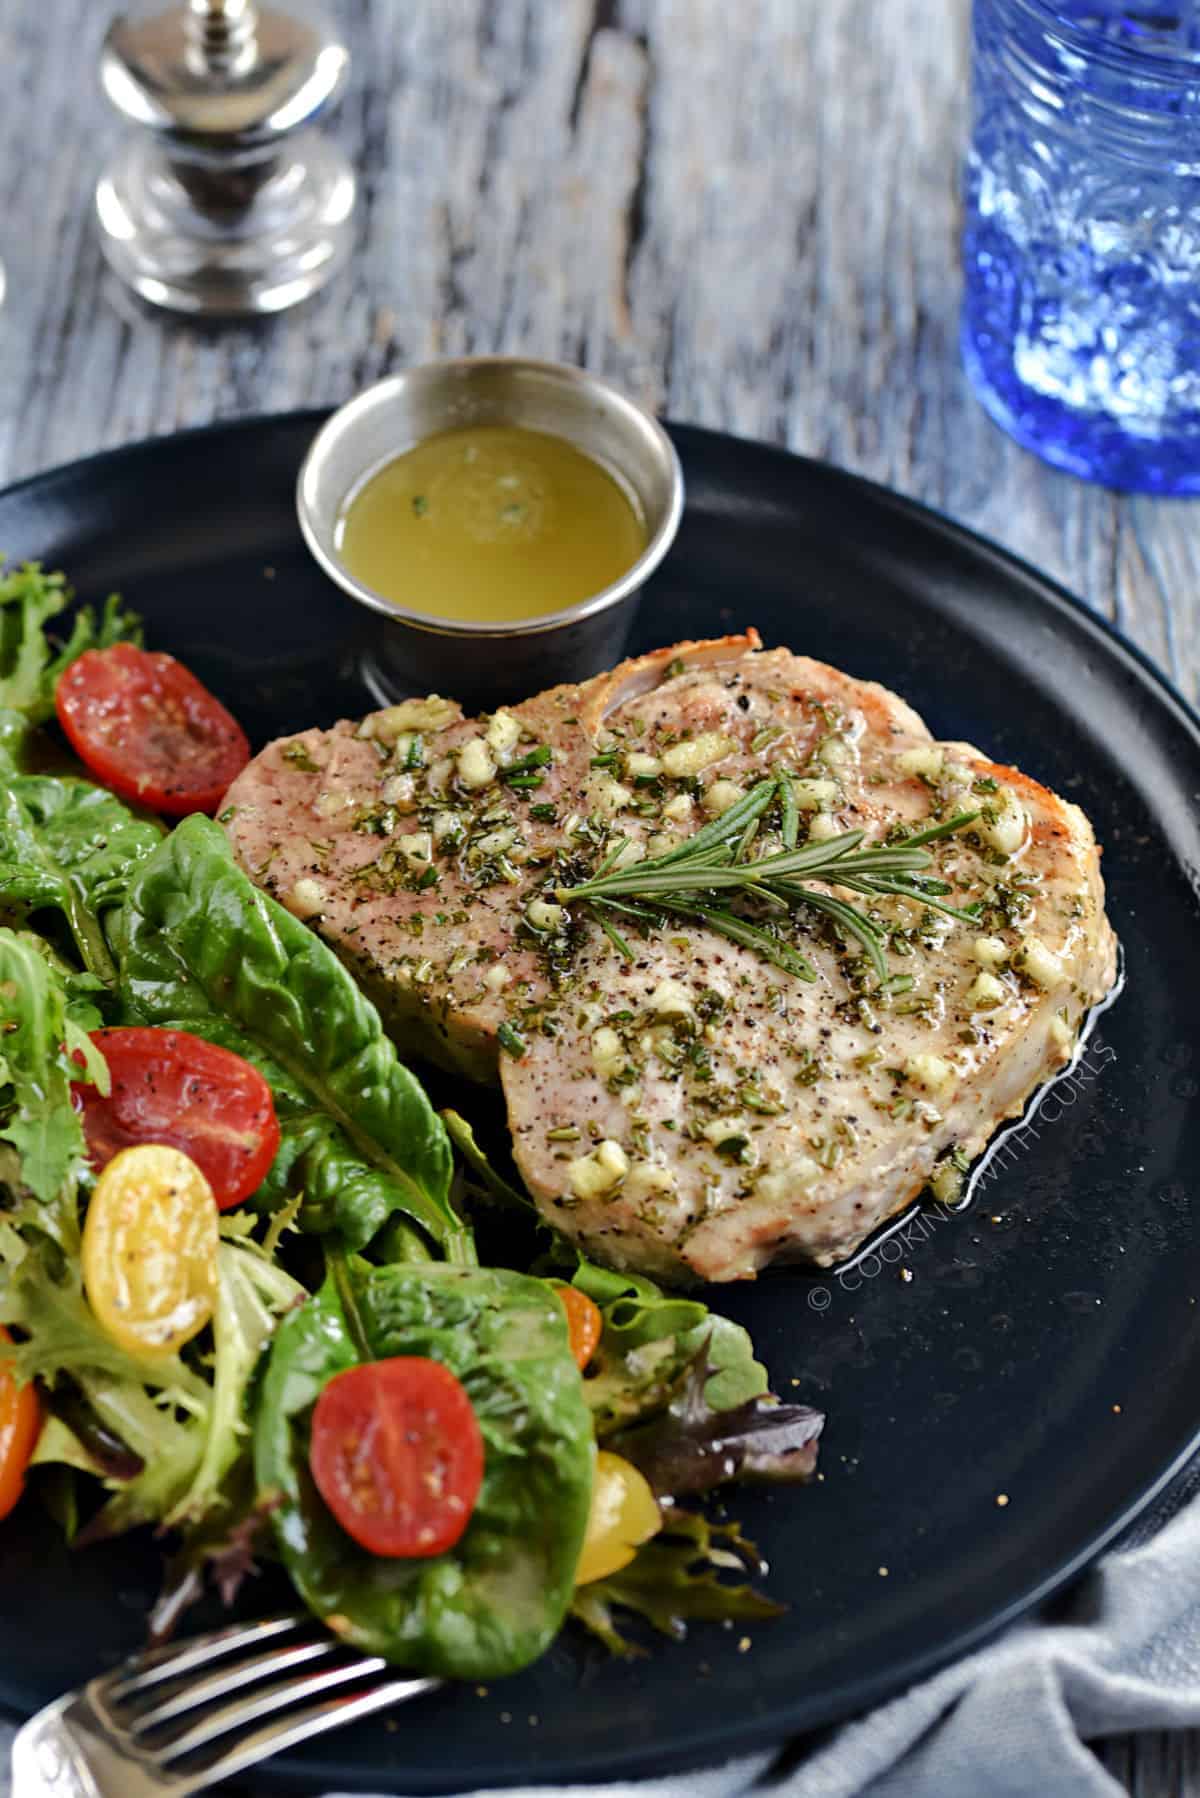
top-left (335, 424), bottom-right (648, 621)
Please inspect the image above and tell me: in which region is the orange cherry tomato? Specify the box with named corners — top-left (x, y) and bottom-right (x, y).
top-left (554, 1284), bottom-right (603, 1371)
top-left (0, 1329), bottom-right (41, 1522)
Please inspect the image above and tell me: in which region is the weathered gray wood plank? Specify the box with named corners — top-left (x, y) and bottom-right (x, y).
top-left (0, 1), bottom-right (1197, 1791)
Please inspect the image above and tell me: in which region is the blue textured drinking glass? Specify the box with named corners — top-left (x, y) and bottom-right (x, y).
top-left (963, 1), bottom-right (1200, 493)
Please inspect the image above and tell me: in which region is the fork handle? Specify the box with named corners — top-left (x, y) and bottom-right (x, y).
top-left (11, 1696), bottom-right (104, 1798)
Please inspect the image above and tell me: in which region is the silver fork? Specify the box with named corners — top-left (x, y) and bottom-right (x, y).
top-left (11, 1613), bottom-right (440, 1796)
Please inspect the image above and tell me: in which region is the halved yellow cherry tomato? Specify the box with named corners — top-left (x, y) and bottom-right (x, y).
top-left (575, 1450), bottom-right (661, 1586)
top-left (0, 1328), bottom-right (40, 1522)
top-left (82, 1144), bottom-right (219, 1358)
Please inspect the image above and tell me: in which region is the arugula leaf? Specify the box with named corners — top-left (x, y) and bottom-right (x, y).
top-left (0, 776), bottom-right (163, 983)
top-left (116, 817), bottom-right (470, 1262)
top-left (0, 928), bottom-right (95, 1204)
top-left (255, 1260), bottom-right (594, 1678)
top-left (609, 1346), bottom-right (824, 1499)
top-left (571, 1509), bottom-right (783, 1656)
top-left (0, 562), bottom-right (141, 730)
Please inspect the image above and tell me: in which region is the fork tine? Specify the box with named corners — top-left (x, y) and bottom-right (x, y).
top-left (128, 1635), bottom-right (340, 1734)
top-left (195, 1674), bottom-right (438, 1788)
top-left (102, 1613), bottom-right (304, 1700)
top-left (156, 1654), bottom-right (391, 1763)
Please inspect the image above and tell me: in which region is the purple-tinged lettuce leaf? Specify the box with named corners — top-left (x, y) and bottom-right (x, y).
top-left (610, 1342), bottom-right (824, 1499)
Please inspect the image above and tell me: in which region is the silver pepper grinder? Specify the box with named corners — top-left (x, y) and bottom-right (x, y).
top-left (95, 0), bottom-right (356, 317)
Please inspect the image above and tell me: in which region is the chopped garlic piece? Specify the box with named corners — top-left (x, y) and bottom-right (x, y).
top-left (755, 1156), bottom-right (821, 1204)
top-left (591, 1027), bottom-right (625, 1081)
top-left (702, 1115), bottom-right (748, 1145)
top-left (426, 755), bottom-right (455, 797)
top-left (482, 962), bottom-right (510, 992)
top-left (399, 831), bottom-right (433, 864)
top-left (792, 777), bottom-right (838, 813)
top-left (966, 971), bottom-right (1006, 1011)
top-left (807, 812), bottom-right (841, 842)
top-left (610, 839), bottom-right (645, 871)
top-left (1016, 935), bottom-right (1063, 989)
top-left (312, 789), bottom-right (353, 819)
top-left (380, 773), bottom-right (417, 809)
top-left (359, 696), bottom-right (460, 743)
top-left (289, 877), bottom-right (325, 918)
top-left (625, 1161), bottom-right (677, 1204)
top-left (432, 810), bottom-right (463, 841)
top-left (646, 977), bottom-right (693, 1020)
top-left (703, 779), bottom-right (746, 816)
top-left (818, 734), bottom-right (854, 768)
top-left (981, 791), bottom-right (1028, 856)
top-left (905, 1053), bottom-right (954, 1096)
top-left (474, 825), bottom-right (516, 858)
top-left (457, 737), bottom-right (496, 790)
top-left (589, 775), bottom-right (633, 815)
top-left (527, 898), bottom-right (567, 932)
top-left (626, 751), bottom-right (662, 779)
top-left (485, 709), bottom-right (521, 759)
top-left (972, 935), bottom-right (1009, 969)
top-left (661, 732), bottom-right (735, 778)
top-left (662, 792), bottom-right (694, 824)
top-left (897, 745), bottom-right (944, 780)
top-left (568, 1139), bottom-right (629, 1201)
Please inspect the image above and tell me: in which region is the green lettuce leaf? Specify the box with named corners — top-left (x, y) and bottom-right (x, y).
top-left (0, 776), bottom-right (163, 983)
top-left (569, 1258), bottom-right (770, 1433)
top-left (0, 562), bottom-right (141, 732)
top-left (115, 816), bottom-right (469, 1262)
top-left (0, 928), bottom-right (96, 1204)
top-left (570, 1509), bottom-right (783, 1657)
top-left (255, 1259), bottom-right (594, 1678)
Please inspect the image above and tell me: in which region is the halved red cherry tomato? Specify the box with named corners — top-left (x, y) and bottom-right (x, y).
top-left (309, 1357), bottom-right (484, 1559)
top-left (73, 1028), bottom-right (280, 1211)
top-left (0, 1329), bottom-right (41, 1522)
top-left (55, 644), bottom-right (250, 815)
top-left (554, 1284), bottom-right (603, 1370)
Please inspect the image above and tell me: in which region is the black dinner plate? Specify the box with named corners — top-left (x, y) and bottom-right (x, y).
top-left (0, 414), bottom-right (1197, 1794)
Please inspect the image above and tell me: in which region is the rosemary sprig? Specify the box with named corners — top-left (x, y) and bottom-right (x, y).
top-left (554, 779), bottom-right (979, 982)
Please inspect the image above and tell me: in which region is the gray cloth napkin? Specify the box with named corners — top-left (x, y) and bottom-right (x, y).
top-left (6, 1455), bottom-right (1200, 1797)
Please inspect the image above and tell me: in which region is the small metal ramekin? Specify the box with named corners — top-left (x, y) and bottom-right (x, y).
top-left (296, 357), bottom-right (684, 710)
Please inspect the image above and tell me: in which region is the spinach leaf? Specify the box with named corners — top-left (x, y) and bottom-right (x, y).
top-left (255, 1260), bottom-right (594, 1679)
top-left (116, 817), bottom-right (468, 1262)
top-left (0, 776), bottom-right (163, 983)
top-left (570, 1259), bottom-right (769, 1432)
top-left (0, 562), bottom-right (141, 732)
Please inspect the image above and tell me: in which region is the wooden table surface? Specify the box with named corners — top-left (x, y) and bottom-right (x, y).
top-left (1, 0), bottom-right (1197, 1791)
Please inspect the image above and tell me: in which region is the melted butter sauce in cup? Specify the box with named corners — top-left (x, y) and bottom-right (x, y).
top-left (336, 423), bottom-right (649, 623)
top-left (296, 357), bottom-right (684, 710)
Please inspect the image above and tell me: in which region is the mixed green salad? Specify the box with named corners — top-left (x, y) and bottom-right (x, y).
top-left (0, 562), bottom-right (823, 1680)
